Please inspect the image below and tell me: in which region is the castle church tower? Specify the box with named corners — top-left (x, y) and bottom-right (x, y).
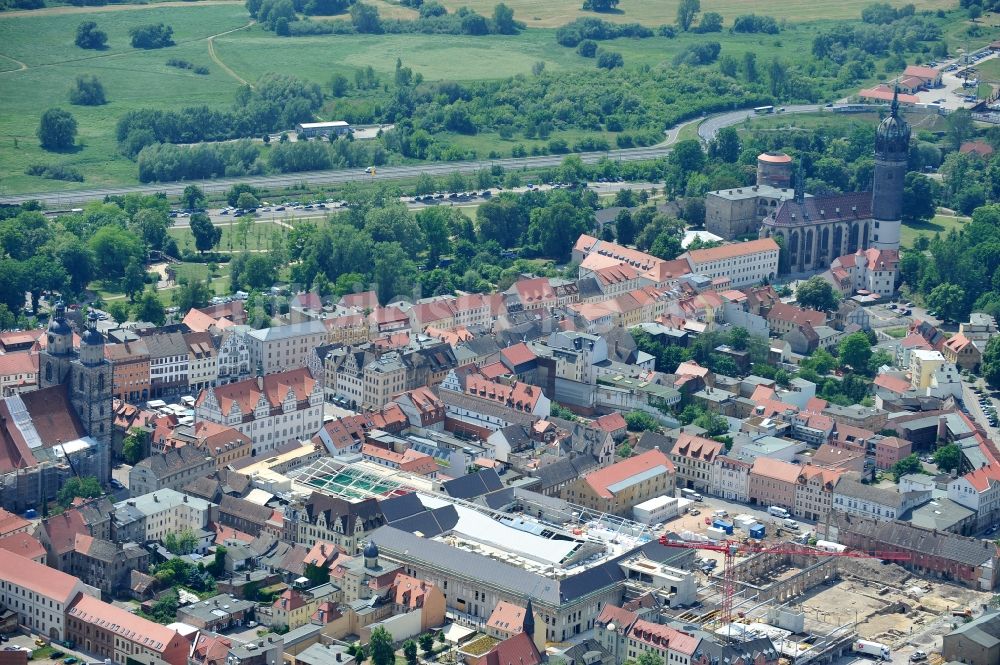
top-left (870, 89), bottom-right (910, 251)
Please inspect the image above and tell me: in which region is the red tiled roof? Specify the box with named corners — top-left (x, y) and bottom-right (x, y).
top-left (40, 508), bottom-right (87, 556)
top-left (960, 141), bottom-right (995, 157)
top-left (682, 238), bottom-right (778, 264)
top-left (0, 548), bottom-right (81, 603)
top-left (198, 368), bottom-right (316, 417)
top-left (768, 303), bottom-right (826, 328)
top-left (466, 375), bottom-right (543, 412)
top-left (751, 457), bottom-right (801, 483)
top-left (0, 508), bottom-right (30, 537)
top-left (673, 432), bottom-right (723, 463)
top-left (859, 86), bottom-right (920, 104)
top-left (0, 351), bottom-right (38, 377)
top-left (0, 532), bottom-right (45, 560)
top-left (500, 342), bottom-right (536, 368)
top-left (486, 600), bottom-right (527, 634)
top-left (68, 593), bottom-right (183, 653)
top-left (628, 618), bottom-right (699, 656)
top-left (584, 449), bottom-right (674, 499)
top-left (593, 412), bottom-right (627, 433)
top-left (903, 65), bottom-right (940, 80)
top-left (473, 631), bottom-right (542, 665)
top-left (873, 374), bottom-right (913, 394)
top-left (514, 277), bottom-right (555, 303)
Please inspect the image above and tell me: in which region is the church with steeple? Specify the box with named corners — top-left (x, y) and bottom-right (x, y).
top-left (758, 91), bottom-right (909, 276)
top-left (37, 304), bottom-right (113, 481)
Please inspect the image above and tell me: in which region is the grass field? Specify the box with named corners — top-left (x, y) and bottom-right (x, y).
top-left (900, 213), bottom-right (969, 248)
top-left (433, 0), bottom-right (954, 28)
top-left (167, 218), bottom-right (292, 253)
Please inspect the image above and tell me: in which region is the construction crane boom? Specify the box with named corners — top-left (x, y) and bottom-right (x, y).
top-left (658, 535), bottom-right (911, 624)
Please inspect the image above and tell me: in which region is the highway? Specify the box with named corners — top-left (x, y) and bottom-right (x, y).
top-left (0, 146), bottom-right (672, 208)
top-left (2, 103), bottom-right (879, 208)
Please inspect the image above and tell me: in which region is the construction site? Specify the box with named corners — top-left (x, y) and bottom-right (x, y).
top-left (657, 541), bottom-right (994, 664)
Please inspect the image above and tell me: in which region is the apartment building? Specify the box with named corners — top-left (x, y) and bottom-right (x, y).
top-left (143, 332), bottom-right (190, 398)
top-left (66, 593), bottom-right (188, 665)
top-left (748, 457), bottom-right (799, 513)
top-left (669, 432), bottom-right (723, 493)
top-left (195, 368), bottom-right (324, 457)
top-left (677, 238), bottom-right (780, 288)
top-left (248, 321), bottom-right (329, 375)
top-left (0, 548), bottom-right (98, 641)
top-left (105, 340), bottom-right (150, 402)
top-left (185, 331), bottom-right (219, 393)
top-left (793, 466), bottom-right (842, 522)
top-left (129, 444), bottom-right (216, 496)
top-left (561, 449), bottom-right (676, 517)
top-left (114, 488), bottom-right (214, 544)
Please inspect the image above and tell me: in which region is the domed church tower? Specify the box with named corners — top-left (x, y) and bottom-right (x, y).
top-left (870, 89), bottom-right (910, 250)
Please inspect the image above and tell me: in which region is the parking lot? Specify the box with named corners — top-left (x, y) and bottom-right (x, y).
top-left (3, 633), bottom-right (92, 665)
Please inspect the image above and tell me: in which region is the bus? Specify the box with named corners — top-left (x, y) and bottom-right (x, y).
top-left (753, 105), bottom-right (774, 115)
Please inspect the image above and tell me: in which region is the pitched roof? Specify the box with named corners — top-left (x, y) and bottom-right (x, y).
top-left (0, 508), bottom-right (30, 537)
top-left (903, 65), bottom-right (940, 80)
top-left (593, 412), bottom-right (626, 433)
top-left (583, 449), bottom-right (674, 499)
top-left (0, 548), bottom-right (81, 602)
top-left (474, 631), bottom-right (542, 665)
top-left (672, 432), bottom-right (723, 463)
top-left (68, 593), bottom-right (182, 653)
top-left (0, 532), bottom-right (45, 560)
top-left (486, 600), bottom-right (528, 634)
top-left (628, 618), bottom-right (700, 656)
top-left (769, 192), bottom-right (873, 227)
top-left (198, 367), bottom-right (316, 416)
top-left (751, 457), bottom-right (801, 483)
top-left (682, 238), bottom-right (778, 264)
top-left (767, 303), bottom-right (826, 328)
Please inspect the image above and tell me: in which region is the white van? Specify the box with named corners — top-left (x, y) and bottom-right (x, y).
top-left (768, 506), bottom-right (790, 519)
top-left (783, 518), bottom-right (799, 530)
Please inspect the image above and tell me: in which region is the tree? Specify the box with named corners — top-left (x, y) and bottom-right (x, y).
top-left (227, 184), bottom-right (259, 207)
top-left (694, 411), bottom-right (728, 436)
top-left (890, 453), bottom-right (923, 481)
top-left (625, 410), bottom-right (659, 432)
top-left (182, 184), bottom-right (206, 210)
top-left (133, 288), bottom-right (166, 326)
top-left (373, 242), bottom-right (416, 305)
top-left (75, 21), bottom-right (108, 49)
top-left (492, 3), bottom-right (518, 34)
top-left (121, 427), bottom-right (148, 465)
top-left (304, 562), bottom-right (331, 586)
top-left (57, 476), bottom-right (102, 507)
top-left (419, 634), bottom-right (435, 656)
top-left (236, 192), bottom-right (260, 210)
top-left (676, 0), bottom-right (700, 31)
top-left (709, 126), bottom-right (740, 163)
top-left (350, 3), bottom-right (382, 33)
top-left (90, 226), bottom-right (145, 282)
top-left (838, 332), bottom-right (872, 371)
top-left (174, 278), bottom-right (212, 311)
top-left (122, 260), bottom-right (146, 301)
top-left (69, 75), bottom-right (106, 106)
top-left (902, 172), bottom-right (935, 222)
top-left (796, 275), bottom-right (839, 311)
top-left (163, 528), bottom-right (198, 555)
top-left (37, 108), bottom-right (77, 151)
top-left (983, 336), bottom-right (1000, 389)
top-left (927, 282), bottom-right (966, 321)
top-left (106, 300), bottom-right (130, 324)
top-left (946, 108), bottom-right (974, 152)
top-left (190, 213), bottom-right (222, 254)
top-left (129, 23), bottom-right (174, 49)
top-left (369, 627), bottom-right (395, 665)
top-left (696, 11), bottom-right (722, 33)
top-left (670, 139), bottom-right (704, 174)
top-left (403, 640), bottom-right (418, 665)
top-left (933, 443), bottom-right (962, 474)
top-left (729, 326), bottom-right (750, 351)
top-left (582, 0), bottom-right (619, 11)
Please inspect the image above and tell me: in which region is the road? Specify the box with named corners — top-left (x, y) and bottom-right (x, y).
top-left (3, 104), bottom-right (852, 208)
top-left (0, 146), bottom-right (674, 208)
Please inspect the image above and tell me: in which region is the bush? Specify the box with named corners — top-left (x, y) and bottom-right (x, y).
top-left (555, 18), bottom-right (652, 47)
top-left (166, 58), bottom-right (193, 69)
top-left (130, 23), bottom-right (174, 49)
top-left (25, 163), bottom-right (84, 182)
top-left (75, 21), bottom-right (108, 49)
top-left (731, 14), bottom-right (780, 34)
top-left (419, 1), bottom-right (446, 17)
top-left (68, 75), bottom-right (106, 106)
top-left (596, 50), bottom-right (623, 69)
top-left (673, 42), bottom-right (721, 65)
top-left (577, 39), bottom-right (597, 57)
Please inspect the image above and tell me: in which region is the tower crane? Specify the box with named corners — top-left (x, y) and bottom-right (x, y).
top-left (658, 535), bottom-right (912, 625)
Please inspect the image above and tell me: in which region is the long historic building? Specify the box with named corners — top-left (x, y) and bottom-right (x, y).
top-left (759, 93), bottom-right (909, 275)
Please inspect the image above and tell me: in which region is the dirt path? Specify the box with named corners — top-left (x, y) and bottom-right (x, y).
top-left (207, 21), bottom-right (254, 87)
top-left (0, 53), bottom-right (27, 71)
top-left (0, 0), bottom-right (242, 19)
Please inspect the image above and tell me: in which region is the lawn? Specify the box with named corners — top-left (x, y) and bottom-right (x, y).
top-left (168, 218), bottom-right (292, 254)
top-left (900, 213), bottom-right (969, 248)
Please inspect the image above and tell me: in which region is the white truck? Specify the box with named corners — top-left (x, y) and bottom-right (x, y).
top-left (853, 640), bottom-right (891, 660)
top-left (768, 506), bottom-right (790, 518)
